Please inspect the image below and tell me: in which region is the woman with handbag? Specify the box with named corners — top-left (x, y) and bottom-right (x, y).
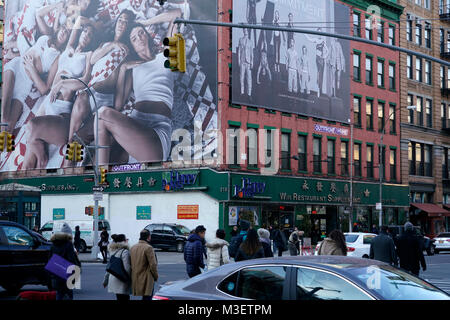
top-left (103, 234), bottom-right (131, 301)
top-left (205, 229), bottom-right (230, 271)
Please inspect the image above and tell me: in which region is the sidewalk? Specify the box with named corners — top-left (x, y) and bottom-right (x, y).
top-left (78, 252), bottom-right (104, 263)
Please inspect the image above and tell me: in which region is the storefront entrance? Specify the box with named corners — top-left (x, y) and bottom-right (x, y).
top-left (261, 205), bottom-right (295, 229)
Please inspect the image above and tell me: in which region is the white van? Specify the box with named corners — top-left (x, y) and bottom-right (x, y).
top-left (40, 220), bottom-right (111, 252)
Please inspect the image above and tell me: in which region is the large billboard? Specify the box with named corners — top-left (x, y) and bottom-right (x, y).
top-left (232, 0), bottom-right (350, 123)
top-left (1, 0), bottom-right (217, 171)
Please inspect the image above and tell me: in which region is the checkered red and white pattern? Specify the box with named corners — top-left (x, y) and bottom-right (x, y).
top-left (89, 48), bottom-right (127, 86)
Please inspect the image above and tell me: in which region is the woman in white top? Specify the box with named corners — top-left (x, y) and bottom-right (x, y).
top-left (2, 25), bottom-right (70, 133)
top-left (96, 23), bottom-right (174, 165)
top-left (22, 20), bottom-right (97, 169)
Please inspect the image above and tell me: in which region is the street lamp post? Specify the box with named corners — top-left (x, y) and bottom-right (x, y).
top-left (61, 75), bottom-right (100, 260)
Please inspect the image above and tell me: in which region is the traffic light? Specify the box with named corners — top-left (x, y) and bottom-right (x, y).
top-left (100, 168), bottom-right (107, 185)
top-left (6, 133), bottom-right (15, 152)
top-left (0, 132), bottom-right (5, 152)
top-left (66, 142), bottom-right (75, 161)
top-left (75, 142), bottom-right (84, 162)
top-left (163, 33), bottom-right (186, 73)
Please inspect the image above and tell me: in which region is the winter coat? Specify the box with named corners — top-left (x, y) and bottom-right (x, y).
top-left (50, 233), bottom-right (81, 290)
top-left (259, 238), bottom-right (273, 257)
top-left (272, 229), bottom-right (287, 250)
top-left (184, 233), bottom-right (206, 276)
top-left (103, 242), bottom-right (131, 295)
top-left (205, 238), bottom-right (230, 270)
top-left (99, 231), bottom-right (109, 247)
top-left (396, 230), bottom-right (427, 274)
top-left (130, 240), bottom-right (158, 296)
top-left (74, 230), bottom-right (81, 247)
top-left (369, 231), bottom-right (398, 266)
top-left (317, 238), bottom-right (346, 256)
top-left (235, 244), bottom-right (265, 262)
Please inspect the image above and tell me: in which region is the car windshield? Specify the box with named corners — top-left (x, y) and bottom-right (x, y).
top-left (350, 265), bottom-right (449, 300)
top-left (174, 225), bottom-right (191, 236)
top-left (345, 235), bottom-right (359, 243)
top-left (437, 233), bottom-right (450, 238)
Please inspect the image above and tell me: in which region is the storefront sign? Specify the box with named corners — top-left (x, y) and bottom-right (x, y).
top-left (314, 124), bottom-right (349, 136)
top-left (177, 205), bottom-right (199, 219)
top-left (42, 184), bottom-right (78, 192)
top-left (162, 171), bottom-right (199, 191)
top-left (53, 208), bottom-right (65, 220)
top-left (233, 178), bottom-right (266, 198)
top-left (111, 164), bottom-right (142, 172)
top-left (136, 206), bottom-right (151, 220)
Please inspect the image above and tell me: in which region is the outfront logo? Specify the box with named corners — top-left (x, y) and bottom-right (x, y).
top-left (233, 178), bottom-right (266, 198)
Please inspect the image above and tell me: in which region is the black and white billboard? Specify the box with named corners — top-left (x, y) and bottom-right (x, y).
top-left (232, 0), bottom-right (351, 123)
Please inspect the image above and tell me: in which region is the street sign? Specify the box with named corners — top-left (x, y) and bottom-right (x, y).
top-left (92, 186), bottom-right (104, 192)
top-left (93, 192), bottom-right (103, 201)
top-left (376, 202), bottom-right (382, 210)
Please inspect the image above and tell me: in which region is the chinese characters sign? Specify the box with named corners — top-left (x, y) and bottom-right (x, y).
top-left (177, 205), bottom-right (199, 219)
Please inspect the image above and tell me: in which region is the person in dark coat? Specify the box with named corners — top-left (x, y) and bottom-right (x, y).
top-left (235, 229), bottom-right (265, 262)
top-left (229, 220), bottom-right (250, 258)
top-left (99, 228), bottom-right (109, 264)
top-left (396, 222), bottom-right (427, 276)
top-left (184, 225), bottom-right (207, 278)
top-left (272, 226), bottom-right (286, 257)
top-left (371, 224), bottom-right (379, 235)
top-left (257, 228), bottom-right (273, 257)
top-left (74, 226), bottom-right (81, 253)
top-left (369, 226), bottom-right (398, 266)
top-left (50, 223), bottom-right (81, 300)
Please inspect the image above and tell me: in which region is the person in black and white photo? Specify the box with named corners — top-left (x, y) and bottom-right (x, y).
top-left (246, 0), bottom-right (260, 47)
top-left (305, 28), bottom-right (329, 97)
top-left (299, 45), bottom-right (311, 95)
top-left (286, 38), bottom-right (300, 94)
top-left (238, 28), bottom-right (254, 100)
top-left (330, 37), bottom-right (345, 96)
top-left (256, 50), bottom-right (272, 101)
top-left (286, 12), bottom-right (294, 50)
top-left (271, 10), bottom-right (285, 73)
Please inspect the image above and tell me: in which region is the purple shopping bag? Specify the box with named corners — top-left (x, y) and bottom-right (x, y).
top-left (45, 254), bottom-right (74, 280)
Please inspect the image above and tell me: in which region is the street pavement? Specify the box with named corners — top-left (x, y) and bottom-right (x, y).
top-left (1, 251), bottom-right (450, 300)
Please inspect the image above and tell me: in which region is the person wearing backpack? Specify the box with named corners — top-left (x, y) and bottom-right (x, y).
top-left (229, 219), bottom-right (250, 258)
top-left (103, 234), bottom-right (131, 301)
top-left (235, 229), bottom-right (265, 262)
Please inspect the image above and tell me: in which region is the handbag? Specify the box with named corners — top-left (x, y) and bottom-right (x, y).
top-left (45, 254), bottom-right (74, 280)
top-left (106, 249), bottom-right (130, 283)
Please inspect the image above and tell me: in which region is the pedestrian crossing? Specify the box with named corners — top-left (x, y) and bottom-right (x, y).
top-left (425, 279), bottom-right (450, 293)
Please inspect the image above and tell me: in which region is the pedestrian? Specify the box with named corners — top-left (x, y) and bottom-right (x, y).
top-left (230, 225), bottom-right (239, 238)
top-left (130, 229), bottom-right (158, 300)
top-left (353, 223), bottom-right (359, 232)
top-left (369, 226), bottom-right (398, 266)
top-left (396, 222), bottom-right (427, 277)
top-left (371, 224), bottom-right (379, 235)
top-left (317, 229), bottom-right (347, 256)
top-left (205, 229), bottom-right (230, 270)
top-left (103, 234), bottom-right (131, 301)
top-left (288, 229), bottom-right (302, 256)
top-left (32, 225), bottom-right (40, 233)
top-left (184, 225), bottom-right (207, 278)
top-left (235, 229), bottom-right (265, 262)
top-left (99, 227), bottom-right (109, 264)
top-left (257, 228), bottom-right (273, 257)
top-left (272, 226), bottom-right (287, 257)
top-left (74, 226), bottom-right (81, 254)
top-left (49, 223), bottom-right (81, 300)
top-left (229, 219), bottom-right (250, 258)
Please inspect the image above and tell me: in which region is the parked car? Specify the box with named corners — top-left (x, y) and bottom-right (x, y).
top-left (144, 223), bottom-right (191, 252)
top-left (388, 225), bottom-right (436, 256)
top-left (434, 232), bottom-right (450, 254)
top-left (40, 219), bottom-right (111, 253)
top-left (153, 256), bottom-right (449, 300)
top-left (0, 221), bottom-right (52, 294)
top-left (344, 232), bottom-right (377, 258)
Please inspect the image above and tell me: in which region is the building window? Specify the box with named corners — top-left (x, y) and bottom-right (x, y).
top-left (425, 145), bottom-right (432, 176)
top-left (281, 133), bottom-right (291, 170)
top-left (425, 23), bottom-right (431, 48)
top-left (415, 22), bottom-right (422, 46)
top-left (353, 52), bottom-right (361, 81)
top-left (389, 104), bottom-right (396, 134)
top-left (409, 142), bottom-right (433, 177)
top-left (377, 21), bottom-right (384, 43)
top-left (366, 99), bottom-right (373, 130)
top-left (409, 142), bottom-right (414, 175)
top-left (441, 66), bottom-right (445, 89)
top-left (313, 137), bottom-right (322, 173)
top-left (353, 12), bottom-right (361, 37)
top-left (416, 57), bottom-right (422, 82)
top-left (424, 0), bottom-right (430, 9)
top-left (426, 99), bottom-right (432, 128)
top-left (443, 147), bottom-right (449, 180)
top-left (365, 16), bottom-right (372, 40)
top-left (447, 68), bottom-right (450, 89)
top-left (389, 25), bottom-right (395, 45)
top-left (247, 128), bottom-right (258, 168)
top-left (367, 145), bottom-right (374, 178)
top-left (380, 146), bottom-right (386, 181)
top-left (228, 126), bottom-right (240, 166)
top-left (407, 55), bottom-right (413, 79)
top-left (408, 94), bottom-right (414, 124)
top-left (415, 0), bottom-right (421, 5)
top-left (298, 135), bottom-right (307, 171)
top-left (353, 96), bottom-right (361, 127)
top-left (354, 143), bottom-right (361, 176)
top-left (441, 28), bottom-right (445, 54)
top-left (442, 103), bottom-right (448, 129)
top-left (265, 129), bottom-right (272, 168)
top-left (327, 140), bottom-right (335, 175)
top-left (389, 63), bottom-right (395, 90)
top-left (425, 60), bottom-right (431, 85)
top-left (390, 149), bottom-right (397, 181)
top-left (407, 19), bottom-right (413, 42)
top-left (365, 56), bottom-right (373, 84)
top-left (341, 141), bottom-right (349, 176)
top-left (378, 102), bottom-right (385, 133)
top-left (417, 96), bottom-right (423, 126)
top-left (377, 60), bottom-right (384, 87)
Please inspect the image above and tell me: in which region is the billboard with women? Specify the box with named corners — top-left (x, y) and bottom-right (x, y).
top-left (1, 0), bottom-right (217, 171)
top-left (232, 0), bottom-right (350, 123)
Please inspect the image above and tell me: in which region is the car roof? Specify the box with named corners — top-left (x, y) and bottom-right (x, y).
top-left (0, 221), bottom-right (27, 228)
top-left (344, 232), bottom-right (377, 236)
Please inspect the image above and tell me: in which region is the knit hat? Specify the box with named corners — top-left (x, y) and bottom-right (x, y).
top-left (60, 223), bottom-right (72, 235)
top-left (404, 222), bottom-right (414, 231)
top-left (240, 219), bottom-right (250, 231)
top-left (257, 228), bottom-right (270, 240)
